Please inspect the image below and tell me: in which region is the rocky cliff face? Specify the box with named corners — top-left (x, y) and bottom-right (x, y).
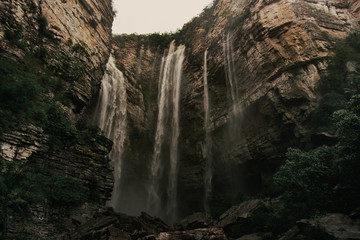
top-left (179, 0), bottom-right (359, 215)
top-left (0, 0), bottom-right (113, 116)
top-left (0, 125), bottom-right (113, 238)
top-left (111, 0), bottom-right (359, 218)
top-left (0, 0), bottom-right (114, 238)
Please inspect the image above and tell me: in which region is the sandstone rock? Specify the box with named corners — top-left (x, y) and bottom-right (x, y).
top-left (0, 0), bottom-right (113, 115)
top-left (0, 125), bottom-right (48, 161)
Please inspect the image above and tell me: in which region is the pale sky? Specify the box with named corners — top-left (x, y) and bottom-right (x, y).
top-left (112, 0), bottom-right (214, 34)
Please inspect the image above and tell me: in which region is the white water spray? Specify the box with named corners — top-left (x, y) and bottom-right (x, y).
top-left (93, 54), bottom-right (127, 211)
top-left (147, 41), bottom-right (185, 223)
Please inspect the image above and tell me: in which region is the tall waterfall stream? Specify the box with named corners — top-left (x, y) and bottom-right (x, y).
top-left (203, 49), bottom-right (213, 212)
top-left (147, 41), bottom-right (185, 223)
top-left (93, 54), bottom-right (127, 212)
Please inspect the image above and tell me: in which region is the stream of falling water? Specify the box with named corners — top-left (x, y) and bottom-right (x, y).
top-left (147, 41), bottom-right (185, 223)
top-left (203, 50), bottom-right (213, 212)
top-left (223, 33), bottom-right (241, 137)
top-left (93, 54), bottom-right (127, 212)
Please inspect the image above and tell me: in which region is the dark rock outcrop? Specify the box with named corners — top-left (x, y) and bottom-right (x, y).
top-left (214, 199), bottom-right (270, 238)
top-left (280, 213), bottom-right (360, 240)
top-left (62, 211), bottom-right (170, 240)
top-left (175, 212), bottom-right (213, 230)
top-left (0, 125), bottom-right (114, 238)
top-left (140, 228), bottom-right (228, 240)
top-left (0, 1), bottom-right (114, 238)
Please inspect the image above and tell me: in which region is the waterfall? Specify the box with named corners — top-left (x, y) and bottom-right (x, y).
top-left (93, 54), bottom-right (127, 212)
top-left (203, 50), bottom-right (213, 212)
top-left (147, 41), bottom-right (185, 223)
top-left (223, 33), bottom-right (241, 137)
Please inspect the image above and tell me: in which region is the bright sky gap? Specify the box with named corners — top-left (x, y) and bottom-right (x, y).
top-left (112, 0), bottom-right (214, 34)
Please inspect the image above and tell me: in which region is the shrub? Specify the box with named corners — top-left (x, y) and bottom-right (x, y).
top-left (0, 157), bottom-right (89, 235)
top-left (273, 147), bottom-right (336, 216)
top-left (4, 26), bottom-right (23, 43)
top-left (37, 16), bottom-right (55, 39)
top-left (46, 176), bottom-right (88, 207)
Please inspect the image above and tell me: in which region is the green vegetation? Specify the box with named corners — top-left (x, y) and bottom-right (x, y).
top-left (0, 158), bottom-right (88, 236)
top-left (37, 16), bottom-right (56, 40)
top-left (0, 55), bottom-right (86, 145)
top-left (29, 1), bottom-right (37, 12)
top-left (320, 32), bottom-right (360, 93)
top-left (112, 33), bottom-right (175, 51)
top-left (307, 91), bottom-right (345, 132)
top-left (4, 26), bottom-right (27, 51)
top-left (0, 33), bottom-right (101, 239)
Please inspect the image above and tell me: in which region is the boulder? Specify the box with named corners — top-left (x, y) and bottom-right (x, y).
top-left (62, 211), bottom-right (170, 240)
top-left (280, 213), bottom-right (360, 240)
top-left (214, 199), bottom-right (270, 238)
top-left (297, 214), bottom-right (360, 240)
top-left (175, 212), bottom-right (213, 230)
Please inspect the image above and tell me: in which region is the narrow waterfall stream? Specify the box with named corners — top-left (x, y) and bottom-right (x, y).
top-left (93, 54), bottom-right (127, 212)
top-left (147, 41), bottom-right (185, 223)
top-left (223, 33), bottom-right (241, 137)
top-left (203, 50), bottom-right (213, 212)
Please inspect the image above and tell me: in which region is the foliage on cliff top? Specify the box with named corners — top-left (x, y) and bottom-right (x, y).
top-left (112, 33), bottom-right (176, 51)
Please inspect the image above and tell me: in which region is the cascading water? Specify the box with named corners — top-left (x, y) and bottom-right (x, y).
top-left (203, 50), bottom-right (213, 212)
top-left (147, 41), bottom-right (185, 223)
top-left (223, 33), bottom-right (241, 137)
top-left (93, 54), bottom-right (127, 212)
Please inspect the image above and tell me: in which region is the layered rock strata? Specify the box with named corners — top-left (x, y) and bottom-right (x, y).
top-left (0, 0), bottom-right (113, 115)
top-left (177, 0), bottom-right (360, 215)
top-left (111, 0), bottom-right (360, 217)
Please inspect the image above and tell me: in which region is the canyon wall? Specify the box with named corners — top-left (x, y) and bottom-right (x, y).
top-left (112, 0), bottom-right (360, 218)
top-left (180, 0), bottom-right (359, 215)
top-left (0, 0), bottom-right (114, 238)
